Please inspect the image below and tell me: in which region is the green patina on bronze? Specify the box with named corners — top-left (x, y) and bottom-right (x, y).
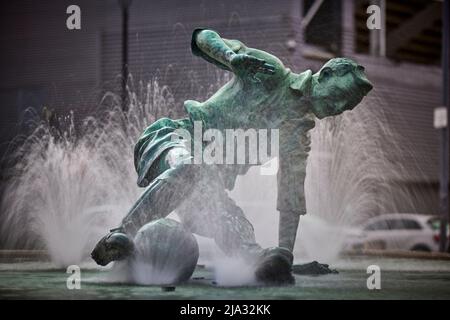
top-left (92, 28), bottom-right (372, 284)
top-left (133, 28), bottom-right (372, 245)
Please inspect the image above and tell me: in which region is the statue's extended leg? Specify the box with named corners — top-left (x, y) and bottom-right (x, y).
top-left (91, 147), bottom-right (199, 265)
top-left (119, 148), bottom-right (198, 237)
top-left (277, 151), bottom-right (307, 253)
top-left (279, 210), bottom-right (301, 252)
top-left (278, 212), bottom-right (337, 275)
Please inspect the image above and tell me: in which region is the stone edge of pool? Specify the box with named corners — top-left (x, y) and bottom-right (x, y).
top-left (1, 249), bottom-right (450, 263)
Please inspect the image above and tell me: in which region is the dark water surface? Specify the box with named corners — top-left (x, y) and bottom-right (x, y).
top-left (1, 257), bottom-right (450, 299)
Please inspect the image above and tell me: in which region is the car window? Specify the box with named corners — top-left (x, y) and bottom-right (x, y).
top-left (398, 219), bottom-right (422, 230)
top-left (364, 218), bottom-right (421, 231)
top-left (386, 219), bottom-right (422, 230)
top-left (364, 220), bottom-right (389, 231)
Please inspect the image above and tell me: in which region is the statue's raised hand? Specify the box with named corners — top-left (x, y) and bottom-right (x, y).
top-left (230, 54), bottom-right (275, 79)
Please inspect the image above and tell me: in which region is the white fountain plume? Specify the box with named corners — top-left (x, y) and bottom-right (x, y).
top-left (0, 79), bottom-right (175, 267)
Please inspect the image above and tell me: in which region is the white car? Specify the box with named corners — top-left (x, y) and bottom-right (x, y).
top-left (345, 213), bottom-right (448, 252)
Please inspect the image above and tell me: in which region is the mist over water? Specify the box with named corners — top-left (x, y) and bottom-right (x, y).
top-left (0, 77), bottom-right (432, 269)
top-left (213, 256), bottom-right (256, 286)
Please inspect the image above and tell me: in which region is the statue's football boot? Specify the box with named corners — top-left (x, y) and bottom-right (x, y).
top-left (253, 247), bottom-right (295, 285)
top-left (91, 227), bottom-right (135, 266)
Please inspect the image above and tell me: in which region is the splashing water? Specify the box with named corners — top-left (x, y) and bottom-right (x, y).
top-left (212, 256), bottom-right (256, 287)
top-left (0, 77), bottom-right (432, 268)
top-left (0, 80), bottom-right (175, 267)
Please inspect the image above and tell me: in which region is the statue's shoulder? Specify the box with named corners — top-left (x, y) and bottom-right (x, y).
top-left (183, 99), bottom-right (202, 109)
top-left (223, 38), bottom-right (246, 53)
top-left (183, 100), bottom-right (205, 123)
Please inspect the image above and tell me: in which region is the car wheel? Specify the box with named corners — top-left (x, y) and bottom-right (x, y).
top-left (411, 244), bottom-right (431, 252)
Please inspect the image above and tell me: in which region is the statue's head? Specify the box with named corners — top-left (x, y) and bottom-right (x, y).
top-left (290, 58), bottom-right (372, 119)
top-left (91, 231), bottom-right (134, 266)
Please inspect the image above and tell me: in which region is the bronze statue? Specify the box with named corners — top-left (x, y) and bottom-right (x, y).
top-left (91, 28), bottom-right (372, 284)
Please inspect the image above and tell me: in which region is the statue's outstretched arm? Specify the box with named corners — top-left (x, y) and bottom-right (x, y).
top-left (192, 29), bottom-right (275, 77)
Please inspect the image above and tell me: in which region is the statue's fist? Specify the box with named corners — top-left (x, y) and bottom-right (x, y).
top-left (91, 229), bottom-right (134, 266)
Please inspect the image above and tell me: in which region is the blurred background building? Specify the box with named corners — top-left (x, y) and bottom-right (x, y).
top-left (0, 0), bottom-right (445, 214)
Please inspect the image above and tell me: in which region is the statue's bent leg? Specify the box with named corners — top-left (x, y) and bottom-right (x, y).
top-left (213, 196), bottom-right (261, 257)
top-left (179, 177), bottom-right (295, 285)
top-left (176, 167), bottom-right (261, 256)
top-left (214, 195), bottom-right (295, 284)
